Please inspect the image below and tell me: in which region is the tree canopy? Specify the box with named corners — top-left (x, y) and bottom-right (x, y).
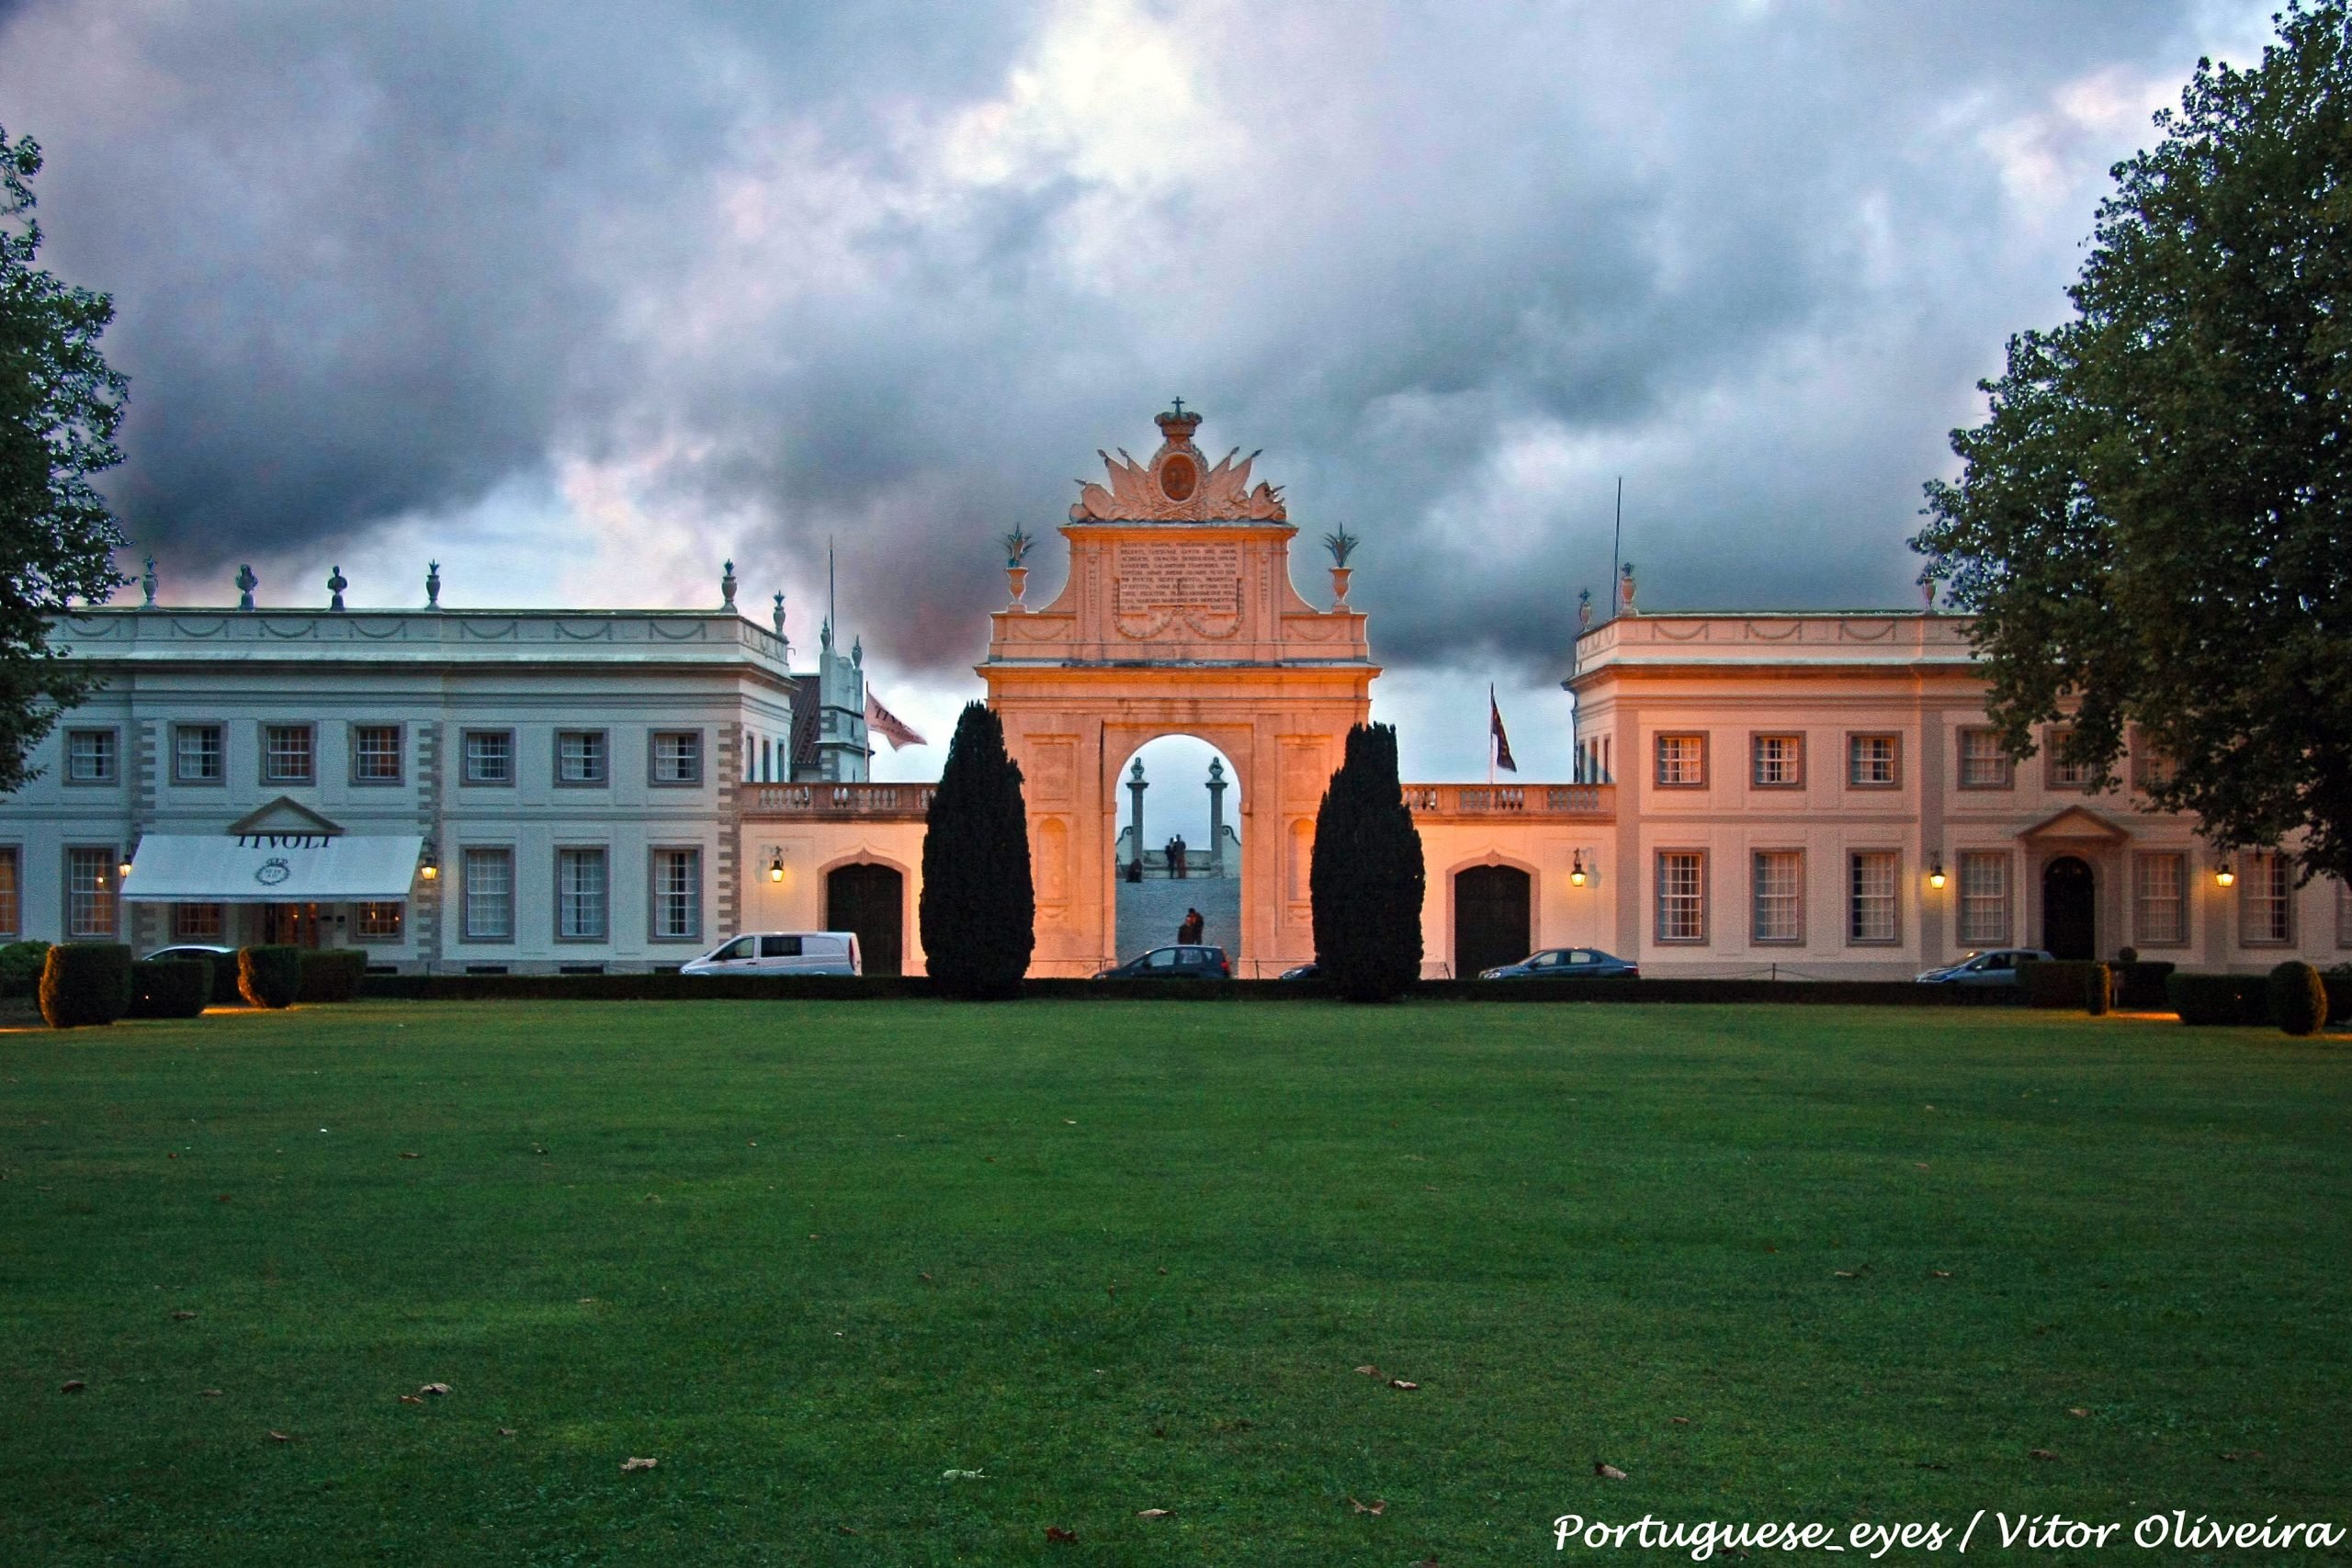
top-left (1911, 2), bottom-right (2352, 884)
top-left (1, 125), bottom-right (128, 795)
top-left (1309, 722), bottom-right (1425, 1001)
top-left (918, 702), bottom-right (1034, 998)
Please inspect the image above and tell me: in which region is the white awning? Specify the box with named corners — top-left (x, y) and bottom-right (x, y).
top-left (122, 833), bottom-right (425, 904)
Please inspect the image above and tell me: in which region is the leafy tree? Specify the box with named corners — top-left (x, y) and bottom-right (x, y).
top-left (1911, 2), bottom-right (2352, 884)
top-left (1, 126), bottom-right (129, 795)
top-left (919, 702), bottom-right (1034, 998)
top-left (1309, 721), bottom-right (1425, 1001)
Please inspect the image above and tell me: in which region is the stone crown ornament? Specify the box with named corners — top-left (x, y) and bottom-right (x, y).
top-left (1070, 403), bottom-right (1287, 523)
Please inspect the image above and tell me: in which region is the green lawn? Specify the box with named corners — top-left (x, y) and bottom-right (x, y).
top-left (3, 1000), bottom-right (2347, 1564)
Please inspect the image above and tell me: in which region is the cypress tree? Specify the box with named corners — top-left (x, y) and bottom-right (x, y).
top-left (920, 701), bottom-right (1035, 998)
top-left (1309, 721), bottom-right (1425, 1001)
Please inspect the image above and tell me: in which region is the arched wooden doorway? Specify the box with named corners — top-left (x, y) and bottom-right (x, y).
top-left (2041, 856), bottom-right (2095, 960)
top-left (1454, 864), bottom-right (1532, 978)
top-left (826, 862), bottom-right (904, 976)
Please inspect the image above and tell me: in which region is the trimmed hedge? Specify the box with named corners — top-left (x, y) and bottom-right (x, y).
top-left (238, 946), bottom-right (303, 1010)
top-left (2268, 961), bottom-right (2327, 1037)
top-left (128, 959), bottom-right (212, 1020)
top-left (2325, 964), bottom-right (2352, 1026)
top-left (2023, 960), bottom-right (2109, 1011)
top-left (0, 940), bottom-right (52, 998)
top-left (2113, 960), bottom-right (2177, 1010)
top-left (2165, 971), bottom-right (2270, 1026)
top-left (40, 943), bottom-right (134, 1029)
top-left (298, 949), bottom-right (368, 1003)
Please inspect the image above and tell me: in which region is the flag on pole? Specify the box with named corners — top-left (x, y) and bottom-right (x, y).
top-left (865, 691), bottom-right (927, 750)
top-left (1489, 685), bottom-right (1517, 773)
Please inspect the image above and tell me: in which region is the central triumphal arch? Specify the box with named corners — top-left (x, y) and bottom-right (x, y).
top-left (980, 405), bottom-right (1376, 976)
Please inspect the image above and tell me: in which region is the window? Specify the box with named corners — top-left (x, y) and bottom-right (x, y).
top-left (2340, 879), bottom-right (2352, 949)
top-left (1750, 734), bottom-right (1803, 788)
top-left (462, 730), bottom-right (514, 786)
top-left (2132, 728), bottom-right (2177, 793)
top-left (1655, 851), bottom-right (1705, 942)
top-left (173, 903), bottom-right (224, 942)
top-left (650, 847), bottom-right (702, 940)
top-left (263, 724), bottom-right (314, 784)
top-left (1751, 851), bottom-right (1803, 944)
top-left (650, 730), bottom-right (703, 786)
top-left (761, 934), bottom-right (803, 958)
top-left (2133, 853), bottom-right (2186, 946)
top-left (2239, 852), bottom-right (2290, 946)
top-left (461, 847), bottom-right (514, 942)
top-left (1847, 734), bottom-right (1899, 788)
top-left (65, 728), bottom-right (117, 784)
top-left (173, 724), bottom-right (223, 784)
top-left (1848, 852), bottom-right (1899, 943)
top-left (1958, 728), bottom-right (2013, 789)
top-left (2045, 726), bottom-right (2094, 790)
top-left (356, 902), bottom-right (404, 941)
top-left (66, 846), bottom-right (118, 938)
top-left (558, 847), bottom-right (608, 941)
top-left (352, 725), bottom-right (403, 784)
top-left (0, 847), bottom-right (17, 937)
top-left (556, 730), bottom-right (608, 786)
top-left (1654, 733), bottom-right (1706, 788)
top-left (1958, 852), bottom-right (2010, 946)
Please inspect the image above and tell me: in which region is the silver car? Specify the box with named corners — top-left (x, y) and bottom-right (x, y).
top-left (681, 931), bottom-right (862, 977)
top-left (1916, 948), bottom-right (2053, 985)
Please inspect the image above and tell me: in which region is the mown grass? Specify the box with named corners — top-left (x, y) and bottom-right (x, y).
top-left (2, 1000), bottom-right (2347, 1564)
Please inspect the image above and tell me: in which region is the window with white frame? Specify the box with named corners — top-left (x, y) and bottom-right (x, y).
top-left (66, 846), bottom-right (118, 938)
top-left (173, 903), bottom-right (224, 941)
top-left (0, 846), bottom-right (18, 937)
top-left (1656, 851), bottom-right (1705, 942)
top-left (1751, 735), bottom-right (1803, 788)
top-left (352, 725), bottom-right (402, 784)
top-left (174, 724), bottom-right (223, 784)
top-left (462, 847), bottom-right (514, 941)
top-left (461, 730), bottom-right (514, 785)
top-left (355, 902), bottom-right (404, 941)
top-left (2133, 853), bottom-right (2186, 946)
top-left (650, 731), bottom-right (703, 785)
top-left (1847, 734), bottom-right (1899, 788)
top-left (2239, 852), bottom-right (2290, 945)
top-left (556, 730), bottom-right (607, 786)
top-left (1654, 734), bottom-right (1705, 788)
top-left (1751, 850), bottom-right (1802, 943)
top-left (1957, 851), bottom-right (2010, 946)
top-left (66, 729), bottom-right (117, 784)
top-left (1958, 728), bottom-right (2013, 789)
top-left (263, 724), bottom-right (314, 784)
top-left (651, 847), bottom-right (702, 940)
top-left (1848, 851), bottom-right (1899, 943)
top-left (2045, 726), bottom-right (2095, 789)
top-left (558, 847), bottom-right (608, 940)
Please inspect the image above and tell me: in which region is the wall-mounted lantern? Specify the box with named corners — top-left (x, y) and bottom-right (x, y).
top-left (769, 851), bottom-right (786, 884)
top-left (420, 842), bottom-right (439, 882)
top-left (1928, 857), bottom-right (1946, 891)
top-left (1569, 850), bottom-right (1588, 888)
top-left (2214, 861), bottom-right (2235, 888)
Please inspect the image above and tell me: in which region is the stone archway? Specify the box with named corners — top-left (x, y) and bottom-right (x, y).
top-left (979, 405), bottom-right (1377, 976)
top-left (1453, 863), bottom-right (1532, 978)
top-left (825, 861), bottom-right (905, 976)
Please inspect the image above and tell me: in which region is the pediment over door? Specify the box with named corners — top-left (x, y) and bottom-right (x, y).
top-left (2017, 805), bottom-right (2131, 842)
top-left (227, 795), bottom-right (346, 838)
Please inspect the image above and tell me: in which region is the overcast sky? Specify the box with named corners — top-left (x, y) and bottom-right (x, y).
top-left (0, 0), bottom-right (2281, 780)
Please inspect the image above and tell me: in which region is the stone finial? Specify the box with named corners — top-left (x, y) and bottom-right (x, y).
top-left (1618, 560), bottom-right (1637, 616)
top-left (721, 558), bottom-right (738, 609)
top-left (1208, 757), bottom-right (1225, 784)
top-left (140, 556), bottom-right (157, 606)
top-left (425, 560), bottom-right (442, 609)
top-left (1919, 574), bottom-right (1939, 614)
top-left (851, 636), bottom-right (863, 669)
top-left (772, 591), bottom-right (786, 637)
top-left (235, 564), bottom-right (258, 611)
top-left (327, 565), bottom-right (348, 612)
top-left (1577, 586), bottom-right (1593, 632)
top-left (1129, 756), bottom-right (1147, 784)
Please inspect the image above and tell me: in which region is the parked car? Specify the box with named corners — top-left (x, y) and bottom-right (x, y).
top-left (146, 943), bottom-right (236, 966)
top-left (1478, 947), bottom-right (1640, 980)
top-left (1094, 945), bottom-right (1232, 980)
top-left (681, 931), bottom-right (862, 977)
top-left (1278, 961), bottom-right (1319, 981)
top-left (1916, 948), bottom-right (2052, 985)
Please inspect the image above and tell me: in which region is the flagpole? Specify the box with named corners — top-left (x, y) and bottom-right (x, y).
top-left (1487, 683), bottom-right (1496, 790)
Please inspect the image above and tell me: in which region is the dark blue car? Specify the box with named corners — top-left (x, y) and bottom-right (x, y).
top-left (1478, 947), bottom-right (1639, 980)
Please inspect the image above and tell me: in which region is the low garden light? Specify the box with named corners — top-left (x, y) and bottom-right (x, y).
top-left (1569, 851), bottom-right (1587, 888)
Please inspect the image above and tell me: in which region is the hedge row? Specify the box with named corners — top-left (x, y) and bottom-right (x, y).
top-left (13, 943), bottom-right (374, 1027)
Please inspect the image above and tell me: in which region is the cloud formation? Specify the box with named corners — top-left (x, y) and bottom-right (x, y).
top-left (0, 0), bottom-right (2279, 743)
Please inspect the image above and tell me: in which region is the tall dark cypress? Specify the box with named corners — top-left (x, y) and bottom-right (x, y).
top-left (920, 701), bottom-right (1035, 998)
top-left (1309, 721), bottom-right (1425, 1001)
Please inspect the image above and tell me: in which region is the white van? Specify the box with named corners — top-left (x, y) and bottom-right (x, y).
top-left (680, 931), bottom-right (863, 977)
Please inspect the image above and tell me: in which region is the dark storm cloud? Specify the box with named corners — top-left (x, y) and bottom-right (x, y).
top-left (0, 0), bottom-right (2269, 672)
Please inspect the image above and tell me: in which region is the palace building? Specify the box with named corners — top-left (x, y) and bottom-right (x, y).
top-left (4, 406), bottom-right (2344, 978)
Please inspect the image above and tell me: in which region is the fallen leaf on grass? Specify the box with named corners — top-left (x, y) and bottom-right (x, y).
top-left (2029, 1449), bottom-right (2058, 1461)
top-left (60, 1380), bottom-right (85, 1393)
top-left (419, 1382), bottom-right (450, 1396)
top-left (1136, 1508), bottom-right (1171, 1518)
top-left (620, 1457), bottom-right (658, 1472)
top-left (1929, 1269), bottom-right (1953, 1279)
top-left (1669, 1416), bottom-right (1691, 1426)
top-left (1045, 1525), bottom-right (1078, 1542)
top-left (2219, 1450), bottom-right (2265, 1461)
top-left (2067, 1407), bottom-right (2089, 1418)
top-left (1833, 1270), bottom-right (1859, 1279)
top-left (1353, 1364), bottom-right (1381, 1377)
top-left (1064, 1120), bottom-right (1077, 1125)
top-left (400, 1152), bottom-right (421, 1160)
top-left (268, 1431), bottom-right (291, 1443)
top-left (1595, 1461), bottom-right (1629, 1481)
top-left (400, 1394), bottom-right (424, 1404)
top-left (1347, 1496), bottom-right (1387, 1515)
top-left (200, 1389), bottom-right (222, 1397)
top-left (919, 1272), bottom-right (933, 1282)
top-left (942, 1469), bottom-right (986, 1480)
top-left (1388, 1379), bottom-right (1419, 1391)
top-left (499, 1428), bottom-right (518, 1438)
top-left (172, 1310), bottom-right (197, 1320)
top-left (1156, 1267), bottom-right (1167, 1275)
top-left (836, 1525), bottom-right (859, 1535)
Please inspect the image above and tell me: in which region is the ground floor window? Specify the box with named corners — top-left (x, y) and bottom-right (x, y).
top-left (1656, 851), bottom-right (1705, 942)
top-left (355, 901), bottom-right (404, 941)
top-left (559, 847), bottom-right (608, 940)
top-left (1957, 851), bottom-right (2009, 946)
top-left (66, 846), bottom-right (118, 938)
top-left (2341, 878), bottom-right (2352, 949)
top-left (1751, 851), bottom-right (1802, 943)
top-left (2239, 852), bottom-right (2290, 945)
top-left (174, 902), bottom-right (225, 942)
top-left (2133, 853), bottom-right (2186, 946)
top-left (1848, 852), bottom-right (1899, 944)
top-left (463, 847), bottom-right (514, 942)
top-left (0, 846), bottom-right (17, 938)
top-left (651, 847), bottom-right (701, 941)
